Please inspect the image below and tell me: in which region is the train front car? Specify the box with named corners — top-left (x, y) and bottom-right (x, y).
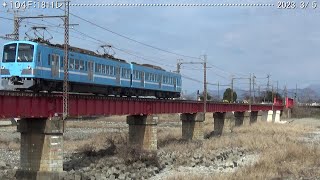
top-left (1, 41), bottom-right (38, 90)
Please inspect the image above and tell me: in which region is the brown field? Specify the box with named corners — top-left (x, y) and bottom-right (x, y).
top-left (63, 114), bottom-right (320, 179)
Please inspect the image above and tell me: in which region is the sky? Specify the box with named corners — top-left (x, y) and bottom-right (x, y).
top-left (1, 0), bottom-right (320, 95)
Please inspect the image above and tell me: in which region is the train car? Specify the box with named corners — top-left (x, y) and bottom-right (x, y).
top-left (1, 40), bottom-right (181, 98)
top-left (131, 63), bottom-right (181, 98)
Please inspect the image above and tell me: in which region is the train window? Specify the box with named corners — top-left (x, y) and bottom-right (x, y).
top-left (127, 69), bottom-right (131, 78)
top-left (145, 73), bottom-right (149, 81)
top-left (137, 71), bottom-right (141, 79)
top-left (101, 65), bottom-right (106, 74)
top-left (37, 52), bottom-right (41, 63)
top-left (53, 54), bottom-right (59, 66)
top-left (106, 65), bottom-right (110, 75)
top-left (69, 58), bottom-right (75, 69)
top-left (137, 71), bottom-right (140, 79)
top-left (17, 43), bottom-right (34, 62)
top-left (2, 44), bottom-right (17, 63)
top-left (48, 54), bottom-right (51, 65)
top-left (60, 57), bottom-right (64, 68)
top-left (84, 61), bottom-right (87, 71)
top-left (97, 64), bottom-right (102, 73)
top-left (111, 66), bottom-right (115, 76)
top-left (124, 69), bottom-right (130, 79)
top-left (79, 60), bottom-right (84, 71)
top-left (133, 70), bottom-right (137, 79)
top-left (121, 69), bottom-right (125, 78)
top-left (75, 59), bottom-right (79, 70)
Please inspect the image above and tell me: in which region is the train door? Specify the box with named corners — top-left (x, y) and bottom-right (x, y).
top-left (159, 75), bottom-right (162, 89)
top-left (51, 54), bottom-right (59, 77)
top-left (141, 72), bottom-right (145, 87)
top-left (36, 51), bottom-right (42, 76)
top-left (174, 78), bottom-right (177, 91)
top-left (87, 61), bottom-right (94, 81)
top-left (116, 67), bottom-right (120, 85)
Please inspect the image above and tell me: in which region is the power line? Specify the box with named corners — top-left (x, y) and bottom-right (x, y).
top-left (64, 11), bottom-right (201, 60)
top-left (2, 12), bottom-right (249, 82)
top-left (181, 74), bottom-right (203, 84)
top-left (1, 12), bottom-right (249, 89)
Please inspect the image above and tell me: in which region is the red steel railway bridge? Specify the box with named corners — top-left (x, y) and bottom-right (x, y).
top-left (0, 91), bottom-right (292, 179)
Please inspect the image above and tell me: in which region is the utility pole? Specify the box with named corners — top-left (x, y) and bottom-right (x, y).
top-left (231, 75), bottom-right (234, 103)
top-left (284, 85), bottom-right (288, 99)
top-left (218, 81), bottom-right (220, 101)
top-left (272, 85), bottom-right (274, 103)
top-left (203, 55), bottom-right (207, 114)
top-left (13, 10), bottom-right (20, 40)
top-left (63, 0), bottom-right (70, 120)
top-left (258, 85), bottom-right (261, 103)
top-left (276, 81), bottom-right (279, 95)
top-left (8, 3), bottom-right (70, 119)
top-left (249, 73), bottom-right (252, 111)
top-left (252, 74), bottom-right (256, 103)
top-left (267, 74), bottom-right (271, 92)
top-left (175, 58), bottom-right (207, 113)
top-left (10, 14), bottom-right (66, 41)
top-left (295, 84), bottom-right (298, 100)
top-left (176, 59), bottom-right (182, 73)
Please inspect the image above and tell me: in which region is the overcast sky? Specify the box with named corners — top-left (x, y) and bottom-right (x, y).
top-left (1, 0), bottom-right (320, 94)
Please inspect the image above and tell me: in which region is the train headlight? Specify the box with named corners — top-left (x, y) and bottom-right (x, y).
top-left (1, 66), bottom-right (4, 69)
top-left (27, 66), bottom-right (31, 70)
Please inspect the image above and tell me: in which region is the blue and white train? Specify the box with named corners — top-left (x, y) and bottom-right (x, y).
top-left (0, 40), bottom-right (181, 98)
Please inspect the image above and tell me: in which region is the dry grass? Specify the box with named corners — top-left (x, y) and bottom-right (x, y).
top-left (166, 122), bottom-right (320, 179)
top-left (65, 131), bottom-right (127, 152)
top-left (65, 114), bottom-right (320, 179)
top-left (292, 106), bottom-right (320, 118)
top-left (66, 119), bottom-right (127, 129)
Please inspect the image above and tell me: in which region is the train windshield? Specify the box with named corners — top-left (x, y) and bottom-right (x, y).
top-left (2, 43), bottom-right (17, 63)
top-left (17, 43), bottom-right (34, 62)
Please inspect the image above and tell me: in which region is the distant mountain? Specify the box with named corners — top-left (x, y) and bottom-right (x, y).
top-left (306, 84), bottom-right (320, 96)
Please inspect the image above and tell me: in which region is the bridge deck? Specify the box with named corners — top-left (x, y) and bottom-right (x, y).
top-left (0, 91), bottom-right (283, 118)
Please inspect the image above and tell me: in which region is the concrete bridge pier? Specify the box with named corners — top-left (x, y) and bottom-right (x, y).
top-left (234, 112), bottom-right (245, 126)
top-left (126, 115), bottom-right (158, 151)
top-left (250, 111), bottom-right (262, 124)
top-left (282, 108), bottom-right (292, 119)
top-left (224, 112), bottom-right (235, 132)
top-left (213, 112), bottom-right (225, 136)
top-left (180, 113), bottom-right (204, 140)
top-left (16, 118), bottom-right (64, 180)
top-left (274, 110), bottom-right (281, 123)
top-left (267, 110), bottom-right (274, 122)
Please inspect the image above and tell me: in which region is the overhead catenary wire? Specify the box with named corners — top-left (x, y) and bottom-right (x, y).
top-left (1, 11), bottom-right (267, 90)
top-left (2, 10), bottom-right (248, 83)
top-left (62, 10), bottom-right (201, 60)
